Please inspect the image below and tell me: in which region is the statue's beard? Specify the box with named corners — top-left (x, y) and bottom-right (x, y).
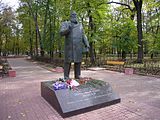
top-left (71, 18), bottom-right (78, 24)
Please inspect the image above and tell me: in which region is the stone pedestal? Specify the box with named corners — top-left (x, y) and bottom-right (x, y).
top-left (125, 68), bottom-right (134, 75)
top-left (8, 70), bottom-right (16, 77)
top-left (41, 80), bottom-right (120, 117)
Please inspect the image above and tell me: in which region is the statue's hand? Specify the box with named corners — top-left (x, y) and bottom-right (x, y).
top-left (85, 46), bottom-right (90, 53)
top-left (60, 21), bottom-right (70, 35)
top-left (82, 46), bottom-right (89, 53)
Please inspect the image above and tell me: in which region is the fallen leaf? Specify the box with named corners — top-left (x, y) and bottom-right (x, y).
top-left (136, 109), bottom-right (140, 112)
top-left (16, 100), bottom-right (21, 104)
top-left (20, 112), bottom-right (26, 117)
top-left (7, 116), bottom-right (11, 119)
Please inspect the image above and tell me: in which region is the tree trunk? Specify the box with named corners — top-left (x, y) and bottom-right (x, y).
top-left (12, 40), bottom-right (15, 55)
top-left (89, 42), bottom-right (95, 65)
top-left (16, 31), bottom-right (20, 56)
top-left (29, 13), bottom-right (33, 57)
top-left (4, 34), bottom-right (8, 56)
top-left (88, 3), bottom-right (96, 65)
top-left (130, 51), bottom-right (133, 59)
top-left (117, 51), bottom-right (121, 59)
top-left (49, 11), bottom-right (53, 60)
top-left (35, 11), bottom-right (38, 56)
top-left (29, 36), bottom-right (33, 57)
top-left (122, 50), bottom-right (126, 60)
top-left (133, 0), bottom-right (143, 63)
top-left (137, 3), bottom-right (143, 63)
top-left (0, 36), bottom-right (2, 56)
top-left (27, 1), bottom-right (44, 56)
top-left (42, 0), bottom-right (49, 57)
top-left (49, 1), bottom-right (55, 61)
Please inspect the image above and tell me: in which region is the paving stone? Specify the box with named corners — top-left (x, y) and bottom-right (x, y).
top-left (0, 58), bottom-right (160, 120)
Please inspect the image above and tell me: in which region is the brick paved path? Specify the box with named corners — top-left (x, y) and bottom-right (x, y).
top-left (0, 58), bottom-right (160, 120)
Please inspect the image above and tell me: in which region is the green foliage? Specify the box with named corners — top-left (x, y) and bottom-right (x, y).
top-left (145, 33), bottom-right (160, 54)
top-left (0, 0), bottom-right (160, 61)
top-left (143, 0), bottom-right (160, 55)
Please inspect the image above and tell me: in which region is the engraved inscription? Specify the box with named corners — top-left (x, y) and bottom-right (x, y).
top-left (67, 92), bottom-right (112, 105)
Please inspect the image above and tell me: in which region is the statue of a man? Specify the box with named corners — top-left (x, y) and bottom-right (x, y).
top-left (60, 11), bottom-right (90, 79)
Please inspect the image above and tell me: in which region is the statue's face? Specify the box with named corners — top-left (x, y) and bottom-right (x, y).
top-left (70, 12), bottom-right (78, 23)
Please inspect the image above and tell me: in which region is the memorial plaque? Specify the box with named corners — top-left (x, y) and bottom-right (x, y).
top-left (41, 80), bottom-right (120, 117)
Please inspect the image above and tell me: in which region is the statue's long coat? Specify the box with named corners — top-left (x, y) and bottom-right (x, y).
top-left (60, 21), bottom-right (89, 63)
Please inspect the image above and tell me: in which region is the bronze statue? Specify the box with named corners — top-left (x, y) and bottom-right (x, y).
top-left (60, 11), bottom-right (89, 79)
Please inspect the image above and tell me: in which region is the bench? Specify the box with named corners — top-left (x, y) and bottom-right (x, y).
top-left (106, 61), bottom-right (125, 65)
top-left (106, 60), bottom-right (125, 72)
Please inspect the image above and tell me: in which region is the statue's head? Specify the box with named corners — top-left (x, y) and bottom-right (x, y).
top-left (70, 11), bottom-right (78, 23)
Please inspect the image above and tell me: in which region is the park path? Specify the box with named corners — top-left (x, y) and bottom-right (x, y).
top-left (0, 58), bottom-right (160, 120)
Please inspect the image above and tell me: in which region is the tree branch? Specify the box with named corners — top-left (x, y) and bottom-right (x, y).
top-left (107, 1), bottom-right (133, 12)
top-left (132, 0), bottom-right (137, 8)
top-left (0, 0), bottom-right (7, 12)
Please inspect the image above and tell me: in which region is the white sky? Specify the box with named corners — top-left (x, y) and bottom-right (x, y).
top-left (1, 0), bottom-right (120, 10)
top-left (113, 0), bottom-right (120, 2)
top-left (1, 0), bottom-right (19, 10)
